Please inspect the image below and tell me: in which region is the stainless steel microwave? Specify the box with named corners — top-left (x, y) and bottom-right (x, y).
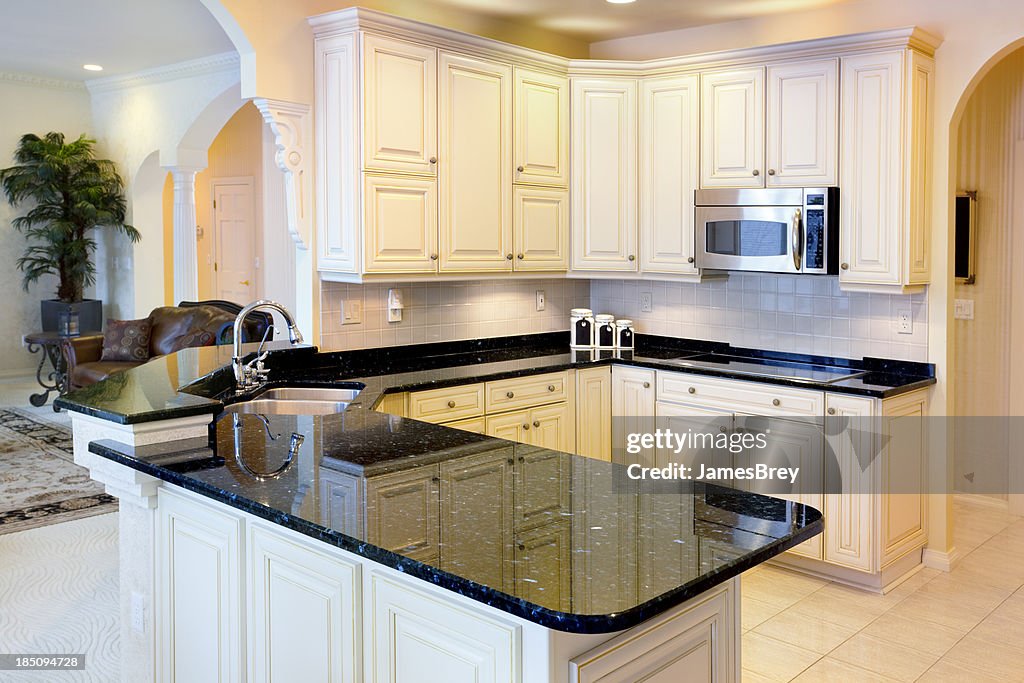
top-left (695, 188), bottom-right (839, 275)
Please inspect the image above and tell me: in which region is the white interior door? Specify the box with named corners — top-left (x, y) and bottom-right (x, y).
top-left (213, 177), bottom-right (257, 305)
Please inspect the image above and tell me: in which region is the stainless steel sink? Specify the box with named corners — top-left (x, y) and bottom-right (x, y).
top-left (223, 387), bottom-right (361, 416)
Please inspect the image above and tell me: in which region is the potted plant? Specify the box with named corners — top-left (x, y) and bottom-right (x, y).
top-left (0, 132), bottom-right (140, 333)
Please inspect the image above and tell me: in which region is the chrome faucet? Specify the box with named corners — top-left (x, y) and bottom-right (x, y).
top-left (232, 299), bottom-right (304, 392)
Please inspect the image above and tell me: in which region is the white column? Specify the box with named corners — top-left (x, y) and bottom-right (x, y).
top-left (169, 167), bottom-right (204, 304)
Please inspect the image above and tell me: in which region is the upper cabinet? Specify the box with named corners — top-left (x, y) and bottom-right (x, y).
top-left (700, 68), bottom-right (765, 188)
top-left (766, 59), bottom-right (838, 187)
top-left (514, 68), bottom-right (569, 187)
top-left (839, 49), bottom-right (933, 292)
top-left (571, 78), bottom-right (638, 272)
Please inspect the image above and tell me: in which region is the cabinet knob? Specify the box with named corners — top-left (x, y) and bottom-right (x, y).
top-left (430, 253), bottom-right (438, 260)
top-left (720, 426), bottom-right (728, 433)
top-left (523, 424), bottom-right (530, 430)
top-left (752, 169), bottom-right (760, 176)
top-left (548, 385), bottom-right (556, 392)
top-left (767, 169), bottom-right (776, 176)
top-left (518, 456), bottom-right (525, 463)
top-left (687, 256), bottom-right (695, 263)
top-left (772, 398), bottom-right (781, 406)
top-left (628, 255), bottom-right (636, 261)
top-left (516, 165), bottom-right (524, 173)
top-left (827, 407), bottom-right (837, 415)
top-left (518, 253), bottom-right (525, 260)
top-left (518, 544), bottom-right (526, 551)
top-left (643, 381), bottom-right (651, 389)
top-left (507, 458), bottom-right (514, 465)
top-left (431, 476), bottom-right (440, 483)
top-left (506, 253), bottom-right (514, 260)
top-left (688, 387), bottom-right (696, 394)
top-left (507, 391), bottom-right (515, 398)
top-left (533, 420), bottom-right (541, 428)
top-left (429, 156), bottom-right (437, 164)
top-left (447, 400), bottom-right (456, 408)
top-left (840, 262), bottom-right (849, 270)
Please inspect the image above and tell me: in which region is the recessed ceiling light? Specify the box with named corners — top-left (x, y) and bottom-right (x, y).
top-left (83, 64), bottom-right (104, 72)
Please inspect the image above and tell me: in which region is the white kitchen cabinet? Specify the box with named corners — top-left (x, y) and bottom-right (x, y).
top-left (576, 366), bottom-right (612, 461)
top-left (766, 59), bottom-right (838, 187)
top-left (514, 522), bottom-right (572, 612)
top-left (611, 365), bottom-right (656, 465)
top-left (513, 185), bottom-right (568, 271)
top-left (362, 34), bottom-right (438, 175)
top-left (514, 67), bottom-right (569, 186)
top-left (571, 78), bottom-right (638, 272)
top-left (640, 74), bottom-right (701, 276)
top-left (363, 174), bottom-right (438, 273)
top-left (485, 402), bottom-right (574, 454)
top-left (823, 393), bottom-right (876, 572)
top-left (700, 68), bottom-right (765, 188)
top-left (365, 466), bottom-right (440, 562)
top-left (157, 487), bottom-right (244, 683)
top-left (654, 400), bottom-right (731, 470)
top-left (839, 49), bottom-right (933, 292)
top-left (438, 51), bottom-right (513, 273)
top-left (319, 467), bottom-right (365, 537)
top-left (248, 523), bottom-right (360, 683)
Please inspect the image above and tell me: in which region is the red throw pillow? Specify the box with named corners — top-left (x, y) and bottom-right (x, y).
top-left (100, 318), bottom-right (152, 362)
top-left (166, 328), bottom-right (217, 353)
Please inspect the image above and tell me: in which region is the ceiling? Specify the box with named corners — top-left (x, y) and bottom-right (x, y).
top-left (0, 0), bottom-right (234, 82)
top-left (417, 0), bottom-right (859, 43)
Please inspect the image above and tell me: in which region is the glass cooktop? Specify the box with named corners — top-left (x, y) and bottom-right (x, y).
top-left (659, 353), bottom-right (866, 385)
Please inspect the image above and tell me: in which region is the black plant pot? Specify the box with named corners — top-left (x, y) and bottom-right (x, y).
top-left (40, 299), bottom-right (103, 334)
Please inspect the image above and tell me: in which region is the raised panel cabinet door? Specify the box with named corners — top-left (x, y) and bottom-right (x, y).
top-left (514, 67), bottom-right (569, 186)
top-left (514, 441), bottom-right (571, 531)
top-left (527, 401), bottom-right (575, 453)
top-left (248, 524), bottom-right (360, 683)
top-left (318, 468), bottom-right (365, 537)
top-left (514, 523), bottom-right (572, 612)
top-left (370, 572), bottom-right (520, 683)
top-left (766, 59), bottom-right (838, 187)
top-left (653, 400), bottom-right (732, 472)
top-left (640, 74), bottom-right (700, 275)
top-left (365, 466), bottom-right (440, 562)
top-left (362, 34), bottom-right (437, 175)
top-left (611, 365), bottom-right (655, 465)
top-left (440, 448), bottom-right (515, 593)
top-left (839, 51), bottom-right (904, 286)
top-left (485, 409), bottom-right (528, 444)
top-left (571, 78), bottom-right (638, 271)
top-left (513, 186), bottom-right (568, 271)
top-left (576, 366), bottom-right (612, 461)
top-left (439, 52), bottom-right (513, 272)
top-left (824, 393), bottom-right (878, 572)
top-left (157, 488), bottom-right (243, 683)
top-left (363, 174), bottom-right (438, 273)
top-left (700, 68), bottom-right (765, 188)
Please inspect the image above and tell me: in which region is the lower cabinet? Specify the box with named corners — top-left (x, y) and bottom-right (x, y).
top-left (485, 401), bottom-right (575, 452)
top-left (514, 522), bottom-right (572, 612)
top-left (365, 466), bottom-right (441, 563)
top-left (575, 366), bottom-right (612, 461)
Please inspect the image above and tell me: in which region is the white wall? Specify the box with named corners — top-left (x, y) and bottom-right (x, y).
top-left (0, 75), bottom-right (93, 375)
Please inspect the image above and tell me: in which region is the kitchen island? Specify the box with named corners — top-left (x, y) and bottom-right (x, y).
top-left (58, 332), bottom-right (935, 682)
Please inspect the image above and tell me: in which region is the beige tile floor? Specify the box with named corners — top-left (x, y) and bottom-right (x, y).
top-left (1, 375), bottom-right (1021, 681)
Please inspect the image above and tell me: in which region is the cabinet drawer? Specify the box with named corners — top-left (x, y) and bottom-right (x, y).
top-left (441, 416), bottom-right (487, 435)
top-left (486, 371), bottom-right (569, 413)
top-left (657, 371), bottom-right (823, 417)
top-left (408, 383), bottom-right (485, 423)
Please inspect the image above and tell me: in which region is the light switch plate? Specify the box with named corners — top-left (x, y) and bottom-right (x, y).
top-left (536, 290), bottom-right (546, 311)
top-left (340, 299), bottom-right (362, 325)
top-left (954, 299), bottom-right (975, 320)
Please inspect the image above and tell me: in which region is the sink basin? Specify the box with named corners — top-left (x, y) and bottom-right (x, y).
top-left (223, 387), bottom-right (362, 416)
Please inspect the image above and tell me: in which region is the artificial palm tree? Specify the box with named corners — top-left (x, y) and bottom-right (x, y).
top-left (0, 132), bottom-right (140, 303)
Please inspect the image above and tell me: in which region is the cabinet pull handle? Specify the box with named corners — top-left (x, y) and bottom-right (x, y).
top-left (507, 458), bottom-right (514, 465)
top-left (447, 400), bottom-right (456, 408)
top-left (523, 424), bottom-right (530, 430)
top-left (772, 398), bottom-right (781, 406)
top-left (518, 254), bottom-right (525, 260)
top-left (518, 456), bottom-right (525, 463)
top-left (430, 253), bottom-right (438, 260)
top-left (752, 169), bottom-right (760, 176)
top-left (429, 156), bottom-right (437, 164)
top-left (628, 255), bottom-right (636, 261)
top-left (533, 420), bottom-right (541, 428)
top-left (688, 387), bottom-right (696, 394)
top-left (643, 381), bottom-right (651, 389)
top-left (548, 385), bottom-right (556, 392)
top-left (506, 253), bottom-right (514, 260)
top-left (720, 426), bottom-right (728, 433)
top-left (506, 391), bottom-right (515, 398)
top-left (516, 165), bottom-right (524, 173)
top-left (518, 544), bottom-right (526, 551)
top-left (827, 407), bottom-right (836, 415)
top-left (840, 262), bottom-right (849, 270)
top-left (431, 476), bottom-right (440, 483)
top-left (767, 168), bottom-right (776, 176)
top-left (687, 256), bottom-right (695, 263)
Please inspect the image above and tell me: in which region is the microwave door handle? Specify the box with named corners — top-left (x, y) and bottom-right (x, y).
top-left (792, 208), bottom-right (803, 272)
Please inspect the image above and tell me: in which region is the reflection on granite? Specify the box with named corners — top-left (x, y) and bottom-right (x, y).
top-left (90, 408), bottom-right (822, 633)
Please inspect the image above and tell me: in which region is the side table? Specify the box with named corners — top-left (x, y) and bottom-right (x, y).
top-left (22, 331), bottom-right (100, 410)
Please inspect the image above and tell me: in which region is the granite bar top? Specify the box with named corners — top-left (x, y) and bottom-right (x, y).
top-left (89, 409), bottom-right (823, 633)
top-left (55, 332), bottom-right (935, 425)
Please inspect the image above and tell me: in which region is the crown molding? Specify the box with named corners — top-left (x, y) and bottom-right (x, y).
top-left (0, 71), bottom-right (86, 91)
top-left (85, 51), bottom-right (240, 94)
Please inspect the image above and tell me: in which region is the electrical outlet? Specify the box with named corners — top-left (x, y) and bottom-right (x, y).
top-left (535, 290), bottom-right (546, 312)
top-left (954, 299), bottom-right (975, 320)
top-left (640, 292), bottom-right (653, 313)
top-left (896, 308), bottom-right (912, 334)
top-left (131, 592), bottom-right (146, 634)
top-left (340, 299), bottom-right (362, 325)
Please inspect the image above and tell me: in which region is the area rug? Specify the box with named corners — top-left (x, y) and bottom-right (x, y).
top-left (0, 408), bottom-right (116, 535)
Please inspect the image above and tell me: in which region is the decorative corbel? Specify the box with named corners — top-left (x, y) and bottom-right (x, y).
top-left (254, 98), bottom-right (313, 250)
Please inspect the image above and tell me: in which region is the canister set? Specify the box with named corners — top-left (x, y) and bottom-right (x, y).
top-left (570, 308), bottom-right (634, 351)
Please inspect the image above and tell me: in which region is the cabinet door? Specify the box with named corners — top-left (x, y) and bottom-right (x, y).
top-left (611, 366), bottom-right (656, 466)
top-left (766, 59), bottom-right (838, 187)
top-left (576, 366), bottom-right (612, 461)
top-left (441, 415), bottom-right (487, 434)
top-left (158, 488), bottom-right (243, 683)
top-left (362, 34), bottom-right (437, 175)
top-left (366, 466), bottom-right (440, 562)
top-left (439, 52), bottom-right (513, 272)
top-left (514, 523), bottom-right (572, 612)
top-left (485, 409), bottom-right (527, 443)
top-left (700, 68), bottom-right (765, 188)
top-left (839, 51), bottom-right (904, 286)
top-left (571, 78), bottom-right (638, 271)
top-left (527, 401), bottom-right (575, 453)
top-left (515, 443), bottom-right (571, 531)
top-left (440, 448), bottom-right (514, 592)
top-left (514, 67), bottom-right (569, 186)
top-left (640, 74), bottom-right (700, 275)
top-left (319, 468), bottom-right (364, 537)
top-left (654, 401), bottom-right (732, 472)
top-left (824, 393), bottom-right (877, 572)
top-left (513, 185), bottom-right (568, 271)
top-left (248, 524), bottom-right (360, 683)
top-left (363, 174), bottom-right (438, 273)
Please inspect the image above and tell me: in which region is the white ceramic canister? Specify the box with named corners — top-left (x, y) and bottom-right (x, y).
top-left (595, 314), bottom-right (617, 349)
top-left (615, 319), bottom-right (635, 350)
top-left (570, 308), bottom-right (595, 348)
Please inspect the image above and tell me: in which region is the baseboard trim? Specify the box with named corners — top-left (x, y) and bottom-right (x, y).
top-left (922, 546), bottom-right (961, 572)
top-left (0, 369), bottom-right (35, 381)
top-left (954, 493), bottom-right (1009, 511)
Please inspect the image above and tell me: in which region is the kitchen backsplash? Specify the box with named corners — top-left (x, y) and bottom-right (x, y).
top-left (591, 275), bottom-right (928, 362)
top-left (320, 275), bottom-right (928, 362)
